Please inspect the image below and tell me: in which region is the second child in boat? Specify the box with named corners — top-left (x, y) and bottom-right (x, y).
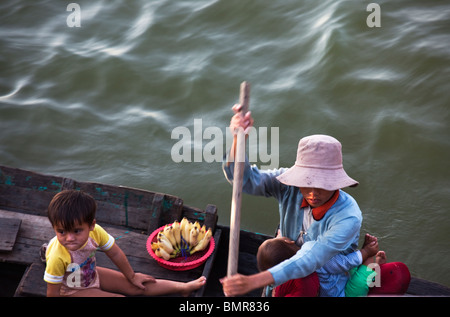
top-left (257, 233), bottom-right (386, 297)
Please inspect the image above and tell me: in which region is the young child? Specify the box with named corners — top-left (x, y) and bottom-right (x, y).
top-left (43, 190), bottom-right (206, 297)
top-left (257, 233), bottom-right (386, 297)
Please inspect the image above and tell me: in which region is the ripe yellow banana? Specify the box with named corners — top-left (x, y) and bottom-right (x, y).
top-left (157, 232), bottom-right (174, 254)
top-left (157, 247), bottom-right (171, 261)
top-left (163, 225), bottom-right (177, 248)
top-left (153, 220), bottom-right (213, 260)
top-left (172, 221), bottom-right (181, 248)
top-left (191, 228), bottom-right (212, 254)
top-left (197, 225), bottom-right (207, 242)
top-left (180, 217), bottom-right (190, 241)
top-left (151, 241), bottom-right (159, 251)
top-left (180, 217), bottom-right (188, 231)
top-left (189, 226), bottom-right (199, 248)
top-left (184, 225), bottom-right (193, 243)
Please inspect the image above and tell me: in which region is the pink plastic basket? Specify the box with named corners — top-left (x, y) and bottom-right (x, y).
top-left (146, 224), bottom-right (215, 271)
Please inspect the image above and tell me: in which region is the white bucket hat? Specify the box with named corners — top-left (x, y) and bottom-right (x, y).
top-left (276, 135), bottom-right (358, 191)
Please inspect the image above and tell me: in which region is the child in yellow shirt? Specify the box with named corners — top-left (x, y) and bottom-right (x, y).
top-left (43, 190), bottom-right (206, 297)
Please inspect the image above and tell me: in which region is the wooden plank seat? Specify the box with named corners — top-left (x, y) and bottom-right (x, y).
top-left (0, 217), bottom-right (22, 251)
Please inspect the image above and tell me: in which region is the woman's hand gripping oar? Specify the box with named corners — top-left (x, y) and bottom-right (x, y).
top-left (227, 81), bottom-right (251, 277)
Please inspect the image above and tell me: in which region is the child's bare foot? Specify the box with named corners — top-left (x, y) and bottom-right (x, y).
top-left (375, 251), bottom-right (387, 265)
top-left (180, 276), bottom-right (207, 297)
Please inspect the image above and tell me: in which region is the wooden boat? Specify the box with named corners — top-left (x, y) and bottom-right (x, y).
top-left (1, 165), bottom-right (449, 297)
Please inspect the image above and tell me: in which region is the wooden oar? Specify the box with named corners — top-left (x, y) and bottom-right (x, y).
top-left (227, 81), bottom-right (250, 277)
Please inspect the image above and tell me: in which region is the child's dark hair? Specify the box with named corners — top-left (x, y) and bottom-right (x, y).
top-left (47, 190), bottom-right (96, 231)
top-left (257, 238), bottom-right (300, 271)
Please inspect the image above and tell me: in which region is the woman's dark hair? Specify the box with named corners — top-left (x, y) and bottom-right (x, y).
top-left (47, 190), bottom-right (96, 231)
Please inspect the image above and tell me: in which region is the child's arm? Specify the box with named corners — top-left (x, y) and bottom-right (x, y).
top-left (321, 240), bottom-right (378, 274)
top-left (105, 243), bottom-right (156, 289)
top-left (321, 252), bottom-right (363, 274)
top-left (47, 283), bottom-right (62, 297)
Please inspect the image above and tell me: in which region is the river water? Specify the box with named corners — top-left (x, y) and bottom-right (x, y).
top-left (1, 0), bottom-right (449, 288)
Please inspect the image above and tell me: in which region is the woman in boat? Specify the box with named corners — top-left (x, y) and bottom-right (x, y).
top-left (221, 104), bottom-right (409, 297)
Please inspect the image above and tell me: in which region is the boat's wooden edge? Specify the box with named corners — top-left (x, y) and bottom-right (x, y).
top-left (193, 228), bottom-right (222, 297)
top-left (407, 277), bottom-right (450, 296)
top-left (0, 164), bottom-right (218, 233)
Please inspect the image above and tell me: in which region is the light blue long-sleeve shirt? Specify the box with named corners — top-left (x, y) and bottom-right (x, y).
top-left (223, 157), bottom-right (362, 297)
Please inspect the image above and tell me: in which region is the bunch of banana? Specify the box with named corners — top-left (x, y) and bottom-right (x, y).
top-left (151, 217), bottom-right (213, 261)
